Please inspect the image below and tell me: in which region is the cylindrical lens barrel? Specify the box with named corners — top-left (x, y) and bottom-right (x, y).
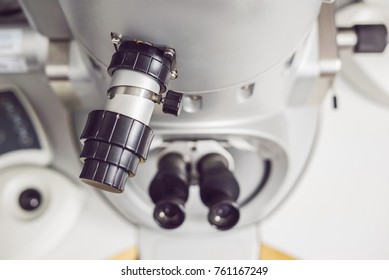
top-left (197, 153), bottom-right (240, 230)
top-left (149, 153), bottom-right (189, 229)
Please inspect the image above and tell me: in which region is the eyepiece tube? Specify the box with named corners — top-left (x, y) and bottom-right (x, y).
top-left (197, 153), bottom-right (240, 230)
top-left (149, 153), bottom-right (189, 229)
top-left (79, 40), bottom-right (176, 193)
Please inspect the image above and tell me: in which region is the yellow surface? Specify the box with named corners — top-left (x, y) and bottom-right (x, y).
top-left (111, 247), bottom-right (139, 260)
top-left (110, 244), bottom-right (295, 260)
top-left (260, 244), bottom-right (296, 260)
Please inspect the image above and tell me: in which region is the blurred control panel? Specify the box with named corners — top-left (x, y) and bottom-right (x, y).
top-left (0, 90), bottom-right (41, 155)
top-left (0, 86), bottom-right (51, 169)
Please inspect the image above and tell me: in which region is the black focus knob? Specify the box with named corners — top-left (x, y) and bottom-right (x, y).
top-left (162, 90), bottom-right (183, 116)
top-left (197, 153), bottom-right (240, 231)
top-left (353, 24), bottom-right (388, 53)
top-left (149, 153), bottom-right (189, 229)
top-left (79, 110), bottom-right (154, 193)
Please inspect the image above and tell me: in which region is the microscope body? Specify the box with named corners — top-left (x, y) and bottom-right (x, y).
top-left (56, 0), bottom-right (324, 259)
top-left (1, 0), bottom-right (387, 259)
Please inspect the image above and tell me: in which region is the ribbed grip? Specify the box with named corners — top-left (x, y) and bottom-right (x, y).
top-left (108, 41), bottom-right (173, 92)
top-left (162, 90), bottom-right (183, 116)
top-left (80, 110), bottom-right (153, 160)
top-left (79, 110), bottom-right (154, 193)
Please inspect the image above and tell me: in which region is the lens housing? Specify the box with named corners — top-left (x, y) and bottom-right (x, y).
top-left (79, 110), bottom-right (154, 193)
top-left (149, 153), bottom-right (189, 229)
top-left (79, 40), bottom-right (176, 192)
top-left (197, 153), bottom-right (240, 230)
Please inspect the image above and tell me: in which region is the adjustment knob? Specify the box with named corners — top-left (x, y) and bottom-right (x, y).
top-left (353, 24), bottom-right (387, 53)
top-left (162, 90), bottom-right (183, 116)
top-left (337, 24), bottom-right (387, 53)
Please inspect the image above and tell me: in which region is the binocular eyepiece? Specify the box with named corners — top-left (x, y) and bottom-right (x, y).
top-left (149, 153), bottom-right (189, 229)
top-left (197, 153), bottom-right (240, 231)
top-left (149, 152), bottom-right (240, 231)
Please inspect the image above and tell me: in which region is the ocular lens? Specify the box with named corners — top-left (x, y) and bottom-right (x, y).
top-left (208, 201), bottom-right (240, 231)
top-left (154, 201), bottom-right (185, 229)
top-left (19, 189), bottom-right (42, 211)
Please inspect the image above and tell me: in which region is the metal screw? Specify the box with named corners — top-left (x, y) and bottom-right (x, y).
top-left (134, 39), bottom-right (153, 46)
top-left (111, 32), bottom-right (123, 45)
top-left (164, 48), bottom-right (176, 59)
top-left (151, 94), bottom-right (163, 104)
top-left (107, 90), bottom-right (115, 99)
top-left (170, 69), bottom-right (178, 80)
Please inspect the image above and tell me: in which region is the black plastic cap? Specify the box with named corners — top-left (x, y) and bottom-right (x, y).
top-left (108, 41), bottom-right (174, 92)
top-left (354, 24), bottom-right (388, 53)
top-left (162, 90), bottom-right (183, 116)
top-left (79, 110), bottom-right (154, 193)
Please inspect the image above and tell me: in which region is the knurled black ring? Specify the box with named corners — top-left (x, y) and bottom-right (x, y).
top-left (79, 110), bottom-right (154, 193)
top-left (79, 158), bottom-right (130, 193)
top-left (80, 110), bottom-right (154, 161)
top-left (107, 41), bottom-right (173, 92)
top-left (80, 139), bottom-right (142, 173)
